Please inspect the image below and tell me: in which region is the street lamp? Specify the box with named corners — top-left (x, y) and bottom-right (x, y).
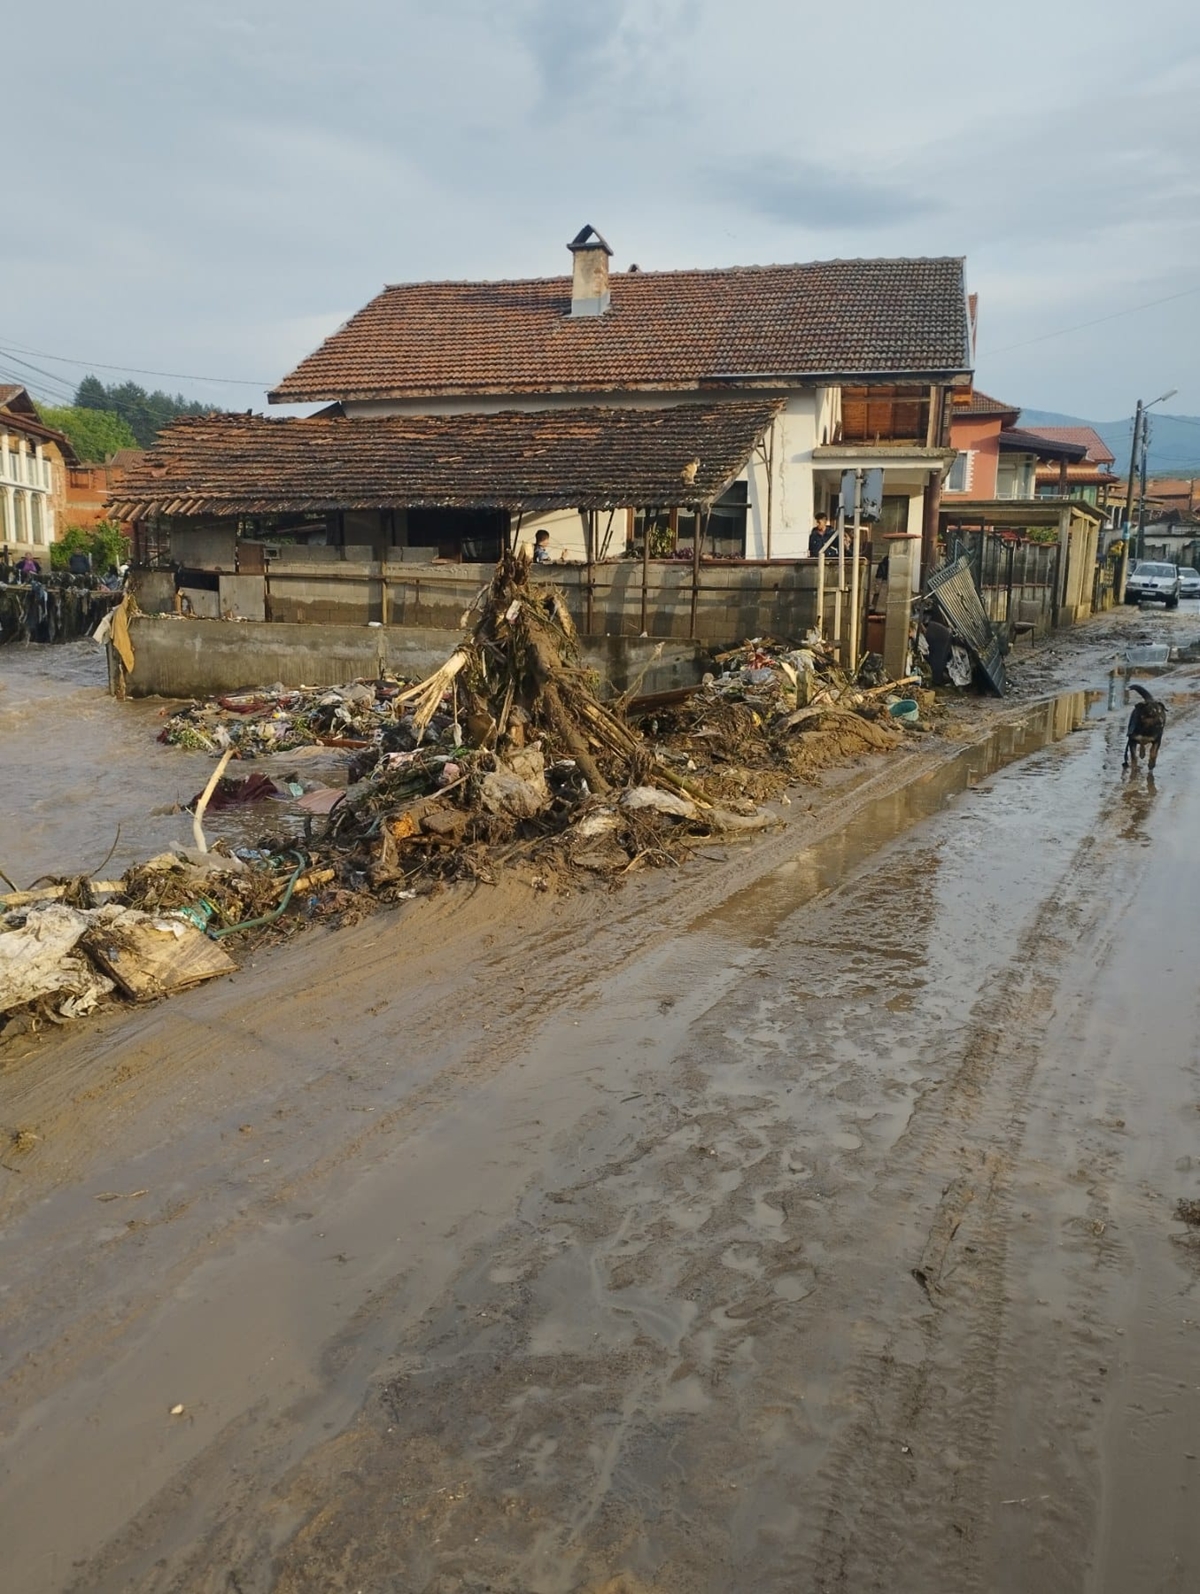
top-left (1124, 389), bottom-right (1178, 561)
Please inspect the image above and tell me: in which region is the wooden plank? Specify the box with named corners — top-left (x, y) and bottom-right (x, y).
top-left (83, 915), bottom-right (236, 1003)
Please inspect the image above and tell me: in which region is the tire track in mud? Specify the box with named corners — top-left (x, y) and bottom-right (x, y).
top-left (76, 729), bottom-right (1140, 1594)
top-left (802, 819), bottom-right (1148, 1593)
top-left (4, 694), bottom-right (1174, 1592)
top-left (0, 747), bottom-right (941, 1427)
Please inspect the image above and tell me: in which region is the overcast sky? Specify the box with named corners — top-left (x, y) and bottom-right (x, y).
top-left (4, 0), bottom-right (1198, 434)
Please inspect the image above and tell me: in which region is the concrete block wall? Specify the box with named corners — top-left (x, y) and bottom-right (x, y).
top-left (120, 617), bottom-right (707, 700)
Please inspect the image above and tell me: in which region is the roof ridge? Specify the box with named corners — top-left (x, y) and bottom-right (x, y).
top-left (378, 256), bottom-right (968, 291)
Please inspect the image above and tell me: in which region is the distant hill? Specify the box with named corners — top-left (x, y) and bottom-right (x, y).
top-left (1019, 409), bottom-right (1200, 478)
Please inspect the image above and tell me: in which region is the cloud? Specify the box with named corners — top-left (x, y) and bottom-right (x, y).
top-left (2, 0), bottom-right (1199, 417)
top-left (715, 157), bottom-right (937, 231)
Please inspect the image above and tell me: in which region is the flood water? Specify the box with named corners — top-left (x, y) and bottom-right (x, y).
top-left (0, 642), bottom-right (343, 888)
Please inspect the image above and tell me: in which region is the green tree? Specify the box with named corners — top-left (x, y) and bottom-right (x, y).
top-left (72, 375), bottom-right (210, 447)
top-left (49, 521), bottom-right (131, 573)
top-left (39, 405), bottom-right (139, 463)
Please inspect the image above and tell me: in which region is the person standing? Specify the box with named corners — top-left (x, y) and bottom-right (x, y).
top-left (808, 513), bottom-right (838, 557)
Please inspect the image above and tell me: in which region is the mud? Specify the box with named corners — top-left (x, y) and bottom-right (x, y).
top-left (3, 608), bottom-right (1200, 1592)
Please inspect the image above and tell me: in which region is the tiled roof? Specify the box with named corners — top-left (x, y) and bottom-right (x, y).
top-left (1025, 425), bottom-right (1115, 466)
top-left (0, 383), bottom-right (40, 418)
top-left (108, 402), bottom-right (784, 518)
top-left (999, 427), bottom-right (1088, 462)
top-left (270, 257), bottom-right (971, 403)
top-left (1033, 463), bottom-right (1118, 485)
top-left (0, 405), bottom-right (78, 461)
top-left (955, 388), bottom-right (1020, 418)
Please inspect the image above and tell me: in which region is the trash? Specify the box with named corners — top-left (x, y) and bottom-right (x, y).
top-left (292, 786), bottom-right (346, 815)
top-left (0, 905), bottom-right (115, 1018)
top-left (888, 698), bottom-right (921, 725)
top-left (169, 1404), bottom-right (185, 1417)
top-left (186, 771), bottom-right (283, 811)
top-left (620, 786), bottom-right (699, 820)
top-left (480, 770), bottom-right (549, 820)
top-left (158, 676), bottom-right (416, 758)
top-left (82, 909), bottom-right (237, 1002)
top-left (947, 646), bottom-right (973, 688)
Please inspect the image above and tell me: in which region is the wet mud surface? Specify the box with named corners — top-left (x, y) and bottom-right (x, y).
top-left (3, 610), bottom-right (1200, 1591)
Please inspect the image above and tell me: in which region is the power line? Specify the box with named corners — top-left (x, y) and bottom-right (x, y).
top-left (0, 348), bottom-right (85, 403)
top-left (0, 333), bottom-right (269, 389)
top-left (980, 282), bottom-right (1200, 358)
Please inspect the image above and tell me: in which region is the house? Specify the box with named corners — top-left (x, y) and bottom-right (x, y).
top-left (117, 230), bottom-right (972, 565)
top-left (945, 390), bottom-right (1088, 502)
top-left (1032, 427), bottom-right (1118, 508)
top-left (0, 384), bottom-right (77, 558)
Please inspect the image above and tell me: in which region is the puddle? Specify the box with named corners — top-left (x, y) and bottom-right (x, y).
top-left (697, 689), bottom-right (1103, 946)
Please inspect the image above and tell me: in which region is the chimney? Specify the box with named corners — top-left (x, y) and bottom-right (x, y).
top-left (567, 225), bottom-right (612, 317)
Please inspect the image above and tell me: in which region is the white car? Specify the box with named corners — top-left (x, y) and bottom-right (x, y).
top-left (1125, 561), bottom-right (1181, 607)
top-left (1177, 567), bottom-right (1200, 599)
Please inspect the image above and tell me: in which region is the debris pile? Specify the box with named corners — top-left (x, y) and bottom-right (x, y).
top-left (157, 678), bottom-right (412, 756)
top-left (3, 557), bottom-right (926, 1035)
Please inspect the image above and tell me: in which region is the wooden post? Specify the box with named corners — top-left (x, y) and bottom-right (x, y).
top-left (640, 509), bottom-right (651, 634)
top-left (848, 470), bottom-right (863, 674)
top-left (921, 468), bottom-right (941, 577)
top-left (584, 508), bottom-right (595, 636)
top-left (689, 507), bottom-right (707, 638)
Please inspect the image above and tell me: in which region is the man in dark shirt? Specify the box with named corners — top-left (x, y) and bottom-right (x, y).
top-left (808, 513), bottom-right (838, 557)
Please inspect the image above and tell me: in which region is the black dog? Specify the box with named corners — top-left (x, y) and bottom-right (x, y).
top-left (1124, 683), bottom-right (1167, 770)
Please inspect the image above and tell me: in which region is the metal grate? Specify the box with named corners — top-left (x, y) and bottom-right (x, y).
top-left (926, 555), bottom-right (1006, 696)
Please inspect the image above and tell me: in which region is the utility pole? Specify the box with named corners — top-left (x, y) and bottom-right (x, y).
top-left (1137, 417), bottom-right (1150, 560)
top-left (1123, 401), bottom-right (1143, 545)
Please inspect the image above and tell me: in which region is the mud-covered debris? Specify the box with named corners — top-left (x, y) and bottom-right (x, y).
top-left (1177, 1198), bottom-right (1200, 1228)
top-left (158, 676), bottom-right (415, 758)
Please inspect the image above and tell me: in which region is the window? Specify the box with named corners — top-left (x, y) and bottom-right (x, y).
top-left (30, 495), bottom-right (44, 543)
top-left (630, 483), bottom-right (750, 559)
top-left (946, 451), bottom-right (972, 493)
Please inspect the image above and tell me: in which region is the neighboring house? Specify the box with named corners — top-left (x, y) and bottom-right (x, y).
top-left (115, 228), bottom-right (973, 569)
top-left (0, 384), bottom-right (77, 556)
top-left (1033, 427), bottom-right (1118, 507)
top-left (1142, 477), bottom-right (1198, 522)
top-left (946, 388), bottom-right (1086, 502)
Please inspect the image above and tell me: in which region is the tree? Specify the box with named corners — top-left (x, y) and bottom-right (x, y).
top-left (39, 405), bottom-right (139, 463)
top-left (49, 521), bottom-right (131, 573)
top-left (72, 375), bottom-right (210, 447)
top-left (75, 375), bottom-right (109, 412)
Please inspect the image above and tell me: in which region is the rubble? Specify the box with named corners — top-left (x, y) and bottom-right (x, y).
top-left (3, 556), bottom-right (929, 1037)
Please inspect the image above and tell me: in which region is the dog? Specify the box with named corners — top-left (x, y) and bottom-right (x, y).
top-left (1123, 682), bottom-right (1167, 770)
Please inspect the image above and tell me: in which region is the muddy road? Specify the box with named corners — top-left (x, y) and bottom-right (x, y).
top-left (3, 617), bottom-right (1200, 1592)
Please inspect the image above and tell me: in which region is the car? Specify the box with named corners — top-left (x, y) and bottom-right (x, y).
top-left (1177, 567), bottom-right (1200, 599)
top-left (1125, 561), bottom-right (1181, 607)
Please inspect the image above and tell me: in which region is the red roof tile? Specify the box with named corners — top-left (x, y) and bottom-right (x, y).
top-left (999, 427), bottom-right (1088, 462)
top-left (108, 402), bottom-right (783, 518)
top-left (955, 388), bottom-right (1020, 418)
top-left (1024, 425), bottom-right (1115, 466)
top-left (270, 258), bottom-right (970, 403)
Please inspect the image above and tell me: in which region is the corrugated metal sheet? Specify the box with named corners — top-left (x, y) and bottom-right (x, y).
top-left (927, 555), bottom-right (1006, 696)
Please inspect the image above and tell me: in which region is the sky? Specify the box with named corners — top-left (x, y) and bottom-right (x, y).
top-left (4, 0), bottom-right (1199, 441)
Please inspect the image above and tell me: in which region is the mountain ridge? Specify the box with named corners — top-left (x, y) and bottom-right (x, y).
top-left (1018, 409), bottom-right (1200, 477)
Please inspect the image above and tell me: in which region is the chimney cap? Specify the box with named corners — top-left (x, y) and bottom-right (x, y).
top-left (568, 225), bottom-right (612, 256)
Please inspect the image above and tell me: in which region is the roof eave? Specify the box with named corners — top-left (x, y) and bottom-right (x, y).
top-left (270, 367), bottom-right (974, 406)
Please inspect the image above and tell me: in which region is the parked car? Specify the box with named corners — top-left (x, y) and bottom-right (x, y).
top-left (1125, 561), bottom-right (1181, 607)
top-left (1177, 567), bottom-right (1200, 599)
